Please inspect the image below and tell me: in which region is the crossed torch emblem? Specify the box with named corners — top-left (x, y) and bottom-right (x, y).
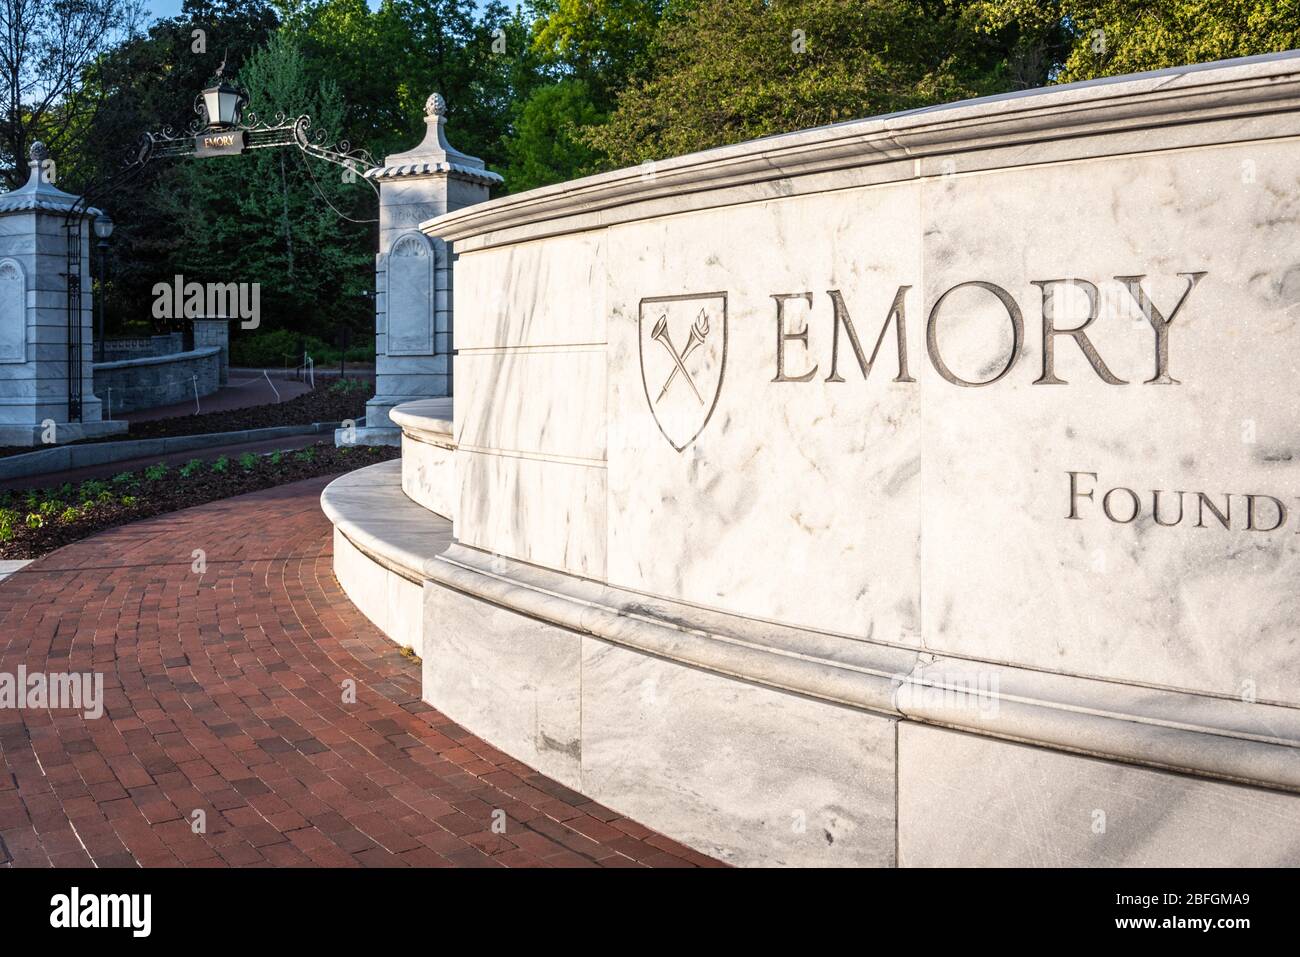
top-left (651, 308), bottom-right (711, 405)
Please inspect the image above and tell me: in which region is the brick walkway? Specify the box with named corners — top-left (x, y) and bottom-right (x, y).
top-left (0, 476), bottom-right (716, 868)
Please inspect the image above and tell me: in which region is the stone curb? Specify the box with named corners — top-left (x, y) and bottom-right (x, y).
top-left (0, 421), bottom-right (345, 482)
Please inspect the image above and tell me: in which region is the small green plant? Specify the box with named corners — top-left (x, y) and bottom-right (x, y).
top-left (59, 506), bottom-right (80, 523)
top-left (121, 495), bottom-right (137, 507)
top-left (211, 456), bottom-right (230, 473)
top-left (0, 508), bottom-right (16, 542)
top-left (329, 377), bottom-right (368, 395)
top-left (25, 512), bottom-right (43, 529)
top-left (179, 458), bottom-right (204, 478)
top-left (112, 471), bottom-right (134, 485)
top-left (144, 463), bottom-right (168, 481)
top-left (78, 480), bottom-right (107, 502)
top-left (238, 452), bottom-right (258, 471)
top-left (269, 450), bottom-right (283, 465)
top-left (293, 447), bottom-right (315, 463)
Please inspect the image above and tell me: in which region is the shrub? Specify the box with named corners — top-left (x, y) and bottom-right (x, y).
top-left (239, 452), bottom-right (258, 471)
top-left (229, 331), bottom-right (375, 368)
top-left (144, 463), bottom-right (168, 481)
top-left (79, 480), bottom-right (107, 503)
top-left (329, 378), bottom-right (369, 395)
top-left (228, 329), bottom-right (303, 368)
top-left (211, 456), bottom-right (230, 473)
top-left (179, 459), bottom-right (204, 478)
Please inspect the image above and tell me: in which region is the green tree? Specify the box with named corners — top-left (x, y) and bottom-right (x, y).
top-left (502, 78), bottom-right (604, 191)
top-left (985, 1), bottom-right (1300, 82)
top-left (78, 0), bottom-right (281, 335)
top-left (972, 1), bottom-right (1300, 83)
top-left (282, 0), bottom-right (518, 167)
top-left (529, 0), bottom-right (666, 103)
top-left (0, 0), bottom-right (147, 187)
top-left (586, 0), bottom-right (1019, 168)
top-left (158, 33), bottom-right (374, 347)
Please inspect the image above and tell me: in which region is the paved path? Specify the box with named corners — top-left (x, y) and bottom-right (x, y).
top-left (121, 374), bottom-right (314, 422)
top-left (0, 476), bottom-right (715, 868)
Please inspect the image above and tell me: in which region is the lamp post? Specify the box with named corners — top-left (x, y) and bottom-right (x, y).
top-left (93, 213), bottom-right (114, 362)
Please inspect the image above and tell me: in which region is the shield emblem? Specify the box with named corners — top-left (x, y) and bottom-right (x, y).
top-left (638, 293), bottom-right (728, 452)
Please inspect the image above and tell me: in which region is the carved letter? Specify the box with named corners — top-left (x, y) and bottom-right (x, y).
top-left (1114, 272), bottom-right (1206, 385)
top-left (1195, 492), bottom-right (1231, 529)
top-left (1151, 490), bottom-right (1185, 527)
top-left (1031, 279), bottom-right (1125, 385)
top-left (1246, 494), bottom-right (1287, 532)
top-left (824, 286), bottom-right (914, 383)
top-left (927, 281), bottom-right (1023, 387)
top-left (1102, 487), bottom-right (1140, 524)
top-left (1067, 471), bottom-right (1097, 520)
top-left (772, 292), bottom-right (817, 382)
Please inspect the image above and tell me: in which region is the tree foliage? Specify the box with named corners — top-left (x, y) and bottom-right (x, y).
top-left (11, 0), bottom-right (1300, 343)
top-left (158, 33), bottom-right (374, 349)
top-left (502, 78), bottom-right (604, 192)
top-left (0, 0), bottom-right (148, 187)
top-left (1001, 0), bottom-right (1300, 82)
top-left (585, 0), bottom-right (1018, 168)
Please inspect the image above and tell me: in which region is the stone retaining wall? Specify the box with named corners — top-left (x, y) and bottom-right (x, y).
top-left (92, 346), bottom-right (221, 416)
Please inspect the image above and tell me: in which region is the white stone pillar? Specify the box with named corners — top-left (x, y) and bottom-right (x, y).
top-left (355, 93), bottom-right (501, 444)
top-left (0, 143), bottom-right (125, 446)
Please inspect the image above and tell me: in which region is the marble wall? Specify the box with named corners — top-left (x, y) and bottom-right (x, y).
top-left (446, 119), bottom-right (1300, 707)
top-left (412, 54), bottom-right (1300, 864)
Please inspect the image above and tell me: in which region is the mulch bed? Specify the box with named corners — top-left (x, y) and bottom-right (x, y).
top-left (0, 379), bottom-right (370, 459)
top-left (0, 442), bottom-right (397, 560)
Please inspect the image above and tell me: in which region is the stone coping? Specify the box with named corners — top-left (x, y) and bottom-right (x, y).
top-left (91, 346), bottom-right (221, 371)
top-left (319, 459), bottom-right (452, 585)
top-left (420, 50), bottom-right (1300, 249)
top-left (389, 398), bottom-right (453, 445)
top-left (424, 542), bottom-right (1300, 795)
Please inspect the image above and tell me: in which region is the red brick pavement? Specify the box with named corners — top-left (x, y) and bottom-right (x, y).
top-left (0, 476), bottom-right (719, 868)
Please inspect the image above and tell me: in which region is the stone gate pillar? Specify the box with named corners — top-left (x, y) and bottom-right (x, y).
top-left (0, 143), bottom-right (126, 446)
top-left (355, 93), bottom-right (502, 444)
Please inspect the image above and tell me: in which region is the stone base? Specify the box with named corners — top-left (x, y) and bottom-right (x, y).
top-left (325, 462), bottom-right (1300, 867)
top-left (423, 577), bottom-right (897, 867)
top-left (320, 460), bottom-right (451, 650)
top-left (0, 419), bottom-right (128, 447)
top-left (390, 399), bottom-right (454, 518)
top-left (899, 724), bottom-right (1300, 866)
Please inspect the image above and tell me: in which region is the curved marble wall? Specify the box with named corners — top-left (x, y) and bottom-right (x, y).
top-left (409, 51), bottom-right (1300, 865)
